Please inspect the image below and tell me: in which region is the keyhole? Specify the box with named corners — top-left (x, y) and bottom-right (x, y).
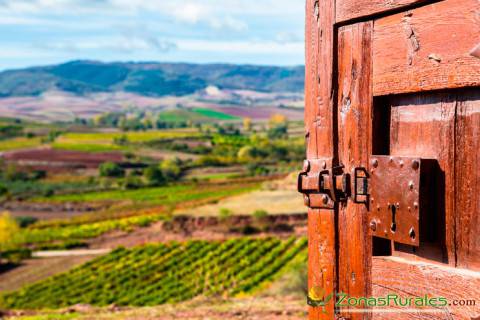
top-left (390, 205), bottom-right (397, 232)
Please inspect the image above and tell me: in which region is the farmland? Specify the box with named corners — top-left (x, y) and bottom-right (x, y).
top-left (32, 180), bottom-right (260, 206)
top-left (0, 137), bottom-right (43, 152)
top-left (7, 180), bottom-right (261, 250)
top-left (0, 104), bottom-right (306, 319)
top-left (0, 237), bottom-right (307, 309)
top-left (52, 129), bottom-right (202, 153)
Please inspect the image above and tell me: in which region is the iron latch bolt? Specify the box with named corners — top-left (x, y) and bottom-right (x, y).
top-left (298, 159), bottom-right (349, 209)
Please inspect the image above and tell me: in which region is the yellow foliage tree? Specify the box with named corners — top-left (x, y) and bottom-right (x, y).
top-left (0, 212), bottom-right (20, 251)
top-left (243, 117), bottom-right (252, 132)
top-left (269, 114), bottom-right (287, 128)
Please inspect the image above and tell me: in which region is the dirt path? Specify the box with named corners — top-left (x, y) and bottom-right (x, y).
top-left (7, 296), bottom-right (307, 320)
top-left (33, 249), bottom-right (111, 258)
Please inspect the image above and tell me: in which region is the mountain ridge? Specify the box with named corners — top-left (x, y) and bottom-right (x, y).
top-left (0, 60), bottom-right (305, 98)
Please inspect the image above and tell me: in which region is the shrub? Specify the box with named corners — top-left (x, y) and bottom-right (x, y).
top-left (0, 212), bottom-right (21, 251)
top-left (160, 159), bottom-right (182, 181)
top-left (267, 124), bottom-right (288, 139)
top-left (99, 162), bottom-right (125, 178)
top-left (241, 225), bottom-right (261, 235)
top-left (0, 184), bottom-right (7, 197)
top-left (15, 216), bottom-right (38, 228)
top-left (1, 248), bottom-right (32, 264)
top-left (113, 135), bottom-right (129, 146)
top-left (122, 175), bottom-right (143, 190)
top-left (42, 187), bottom-right (54, 197)
top-left (219, 208), bottom-right (232, 220)
top-left (253, 209), bottom-right (268, 220)
top-left (30, 170), bottom-right (47, 180)
top-left (143, 165), bottom-right (166, 186)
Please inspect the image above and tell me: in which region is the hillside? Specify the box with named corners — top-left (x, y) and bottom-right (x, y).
top-left (0, 61), bottom-right (305, 98)
top-left (0, 238), bottom-right (307, 309)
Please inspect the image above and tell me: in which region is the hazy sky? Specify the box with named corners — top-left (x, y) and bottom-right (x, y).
top-left (0, 0), bottom-right (305, 71)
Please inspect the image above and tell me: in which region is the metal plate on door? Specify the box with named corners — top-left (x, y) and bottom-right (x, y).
top-left (369, 156), bottom-right (422, 246)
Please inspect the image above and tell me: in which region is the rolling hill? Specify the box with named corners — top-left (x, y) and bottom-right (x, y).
top-left (0, 60), bottom-right (305, 98)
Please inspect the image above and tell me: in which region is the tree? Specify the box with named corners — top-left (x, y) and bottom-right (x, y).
top-left (0, 184), bottom-right (7, 197)
top-left (267, 124), bottom-right (288, 139)
top-left (113, 134), bottom-right (129, 146)
top-left (143, 165), bottom-right (167, 186)
top-left (0, 212), bottom-right (21, 251)
top-left (269, 114), bottom-right (288, 127)
top-left (99, 162), bottom-right (125, 178)
top-left (160, 159), bottom-right (182, 181)
top-left (243, 117), bottom-right (252, 132)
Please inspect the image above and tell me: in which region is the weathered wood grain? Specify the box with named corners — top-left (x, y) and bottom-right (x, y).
top-left (372, 256), bottom-right (480, 320)
top-left (305, 0), bottom-right (337, 319)
top-left (336, 0), bottom-right (430, 23)
top-left (455, 90), bottom-right (480, 271)
top-left (373, 0), bottom-right (480, 96)
top-left (389, 92), bottom-right (456, 266)
top-left (337, 22), bottom-right (373, 320)
top-left (388, 89), bottom-right (480, 272)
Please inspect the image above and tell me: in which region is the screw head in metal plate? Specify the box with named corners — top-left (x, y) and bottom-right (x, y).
top-left (411, 160), bottom-right (420, 170)
top-left (322, 194), bottom-right (329, 205)
top-left (304, 195), bottom-right (310, 207)
top-left (409, 227), bottom-right (416, 240)
top-left (408, 181), bottom-right (414, 190)
top-left (303, 160), bottom-right (311, 172)
top-left (369, 221), bottom-right (377, 231)
top-left (371, 159), bottom-right (378, 168)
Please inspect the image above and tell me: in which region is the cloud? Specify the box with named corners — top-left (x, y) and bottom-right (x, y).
top-left (275, 31), bottom-right (302, 44)
top-left (177, 39), bottom-right (303, 55)
top-left (171, 3), bottom-right (207, 24)
top-left (0, 0), bottom-right (254, 32)
top-left (0, 0), bottom-right (305, 68)
top-left (34, 36), bottom-right (177, 54)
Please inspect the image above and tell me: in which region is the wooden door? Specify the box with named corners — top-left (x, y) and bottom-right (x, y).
top-left (302, 1), bottom-right (480, 319)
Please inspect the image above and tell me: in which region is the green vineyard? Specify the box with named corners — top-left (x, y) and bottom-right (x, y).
top-left (0, 237), bottom-right (307, 310)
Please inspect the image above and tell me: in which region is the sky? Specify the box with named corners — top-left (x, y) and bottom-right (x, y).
top-left (0, 0), bottom-right (305, 71)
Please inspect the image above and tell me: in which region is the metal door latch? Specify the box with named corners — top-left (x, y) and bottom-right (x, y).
top-left (299, 156), bottom-right (427, 246)
top-left (297, 159), bottom-right (349, 209)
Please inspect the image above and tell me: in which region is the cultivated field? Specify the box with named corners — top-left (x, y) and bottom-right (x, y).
top-left (1, 238), bottom-right (307, 309)
top-left (0, 112), bottom-right (307, 319)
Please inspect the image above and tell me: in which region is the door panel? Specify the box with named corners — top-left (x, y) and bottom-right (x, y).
top-left (373, 0), bottom-right (480, 96)
top-left (305, 0), bottom-right (480, 319)
top-left (385, 89), bottom-right (480, 271)
top-left (388, 92), bottom-right (456, 264)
